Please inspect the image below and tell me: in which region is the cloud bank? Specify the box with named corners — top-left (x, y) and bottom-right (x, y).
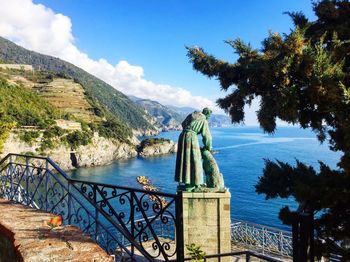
top-left (0, 0), bottom-right (218, 111)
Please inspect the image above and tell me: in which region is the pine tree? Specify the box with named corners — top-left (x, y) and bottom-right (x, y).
top-left (187, 0), bottom-right (350, 259)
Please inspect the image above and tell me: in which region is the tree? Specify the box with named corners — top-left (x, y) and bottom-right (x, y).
top-left (187, 0), bottom-right (350, 259)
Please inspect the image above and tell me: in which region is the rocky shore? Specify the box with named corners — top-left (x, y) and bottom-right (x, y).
top-left (1, 133), bottom-right (177, 171)
top-left (1, 133), bottom-right (137, 170)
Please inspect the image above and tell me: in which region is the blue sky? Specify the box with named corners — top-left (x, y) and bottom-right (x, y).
top-left (1, 0), bottom-right (315, 124)
top-left (37, 0), bottom-right (314, 94)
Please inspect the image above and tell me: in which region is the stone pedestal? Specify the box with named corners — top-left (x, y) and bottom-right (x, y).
top-left (181, 191), bottom-right (231, 261)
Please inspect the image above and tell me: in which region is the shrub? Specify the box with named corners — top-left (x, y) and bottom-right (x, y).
top-left (65, 130), bottom-right (92, 149)
top-left (18, 131), bottom-right (40, 144)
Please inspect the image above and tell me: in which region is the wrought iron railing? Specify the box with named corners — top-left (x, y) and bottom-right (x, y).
top-left (231, 219), bottom-right (293, 258)
top-left (183, 250), bottom-right (283, 262)
top-left (0, 154), bottom-right (182, 261)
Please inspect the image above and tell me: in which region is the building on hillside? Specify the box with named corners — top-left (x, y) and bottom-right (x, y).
top-left (55, 119), bottom-right (82, 131)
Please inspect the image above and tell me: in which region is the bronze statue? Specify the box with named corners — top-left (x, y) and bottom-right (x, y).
top-left (175, 108), bottom-right (225, 192)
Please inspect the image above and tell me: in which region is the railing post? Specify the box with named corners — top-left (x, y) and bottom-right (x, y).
top-left (68, 182), bottom-right (72, 224)
top-left (45, 160), bottom-right (49, 212)
top-left (130, 192), bottom-right (135, 258)
top-left (175, 190), bottom-right (184, 262)
top-left (25, 156), bottom-right (29, 205)
top-left (9, 155), bottom-right (13, 200)
top-left (94, 184), bottom-right (99, 241)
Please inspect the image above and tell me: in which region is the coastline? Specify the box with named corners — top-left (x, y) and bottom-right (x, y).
top-left (1, 131), bottom-right (178, 171)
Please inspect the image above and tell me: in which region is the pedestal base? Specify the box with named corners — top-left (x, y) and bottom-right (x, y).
top-left (181, 191), bottom-right (231, 261)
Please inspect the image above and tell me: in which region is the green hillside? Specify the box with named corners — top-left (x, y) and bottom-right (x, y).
top-left (0, 36), bottom-right (155, 132)
top-left (0, 66), bottom-right (134, 144)
top-left (0, 77), bottom-right (58, 128)
top-left (0, 74), bottom-right (133, 153)
top-left (0, 76), bottom-right (58, 152)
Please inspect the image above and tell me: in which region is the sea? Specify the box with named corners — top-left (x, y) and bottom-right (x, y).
top-left (69, 126), bottom-right (341, 231)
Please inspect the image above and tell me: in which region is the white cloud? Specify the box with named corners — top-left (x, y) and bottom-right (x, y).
top-left (0, 0), bottom-right (218, 112)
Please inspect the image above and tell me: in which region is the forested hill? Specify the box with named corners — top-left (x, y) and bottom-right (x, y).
top-left (129, 96), bottom-right (183, 130)
top-left (0, 36), bottom-right (155, 133)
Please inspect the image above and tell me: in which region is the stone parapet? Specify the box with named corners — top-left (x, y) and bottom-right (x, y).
top-left (0, 199), bottom-right (113, 262)
top-left (181, 191), bottom-right (231, 261)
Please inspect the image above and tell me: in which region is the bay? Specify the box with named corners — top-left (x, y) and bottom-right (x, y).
top-left (69, 126), bottom-right (341, 231)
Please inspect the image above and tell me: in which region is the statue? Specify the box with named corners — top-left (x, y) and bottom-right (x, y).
top-left (175, 108), bottom-right (225, 192)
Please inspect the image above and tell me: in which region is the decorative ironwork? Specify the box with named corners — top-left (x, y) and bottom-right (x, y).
top-left (231, 219), bottom-right (293, 258)
top-left (0, 154), bottom-right (182, 261)
top-left (183, 250), bottom-right (283, 262)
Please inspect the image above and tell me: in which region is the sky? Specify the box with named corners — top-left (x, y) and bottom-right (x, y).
top-left (0, 0), bottom-right (315, 125)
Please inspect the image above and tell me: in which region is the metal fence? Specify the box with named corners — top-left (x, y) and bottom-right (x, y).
top-left (183, 250), bottom-right (283, 262)
top-left (231, 219), bottom-right (293, 258)
top-left (0, 154), bottom-right (182, 261)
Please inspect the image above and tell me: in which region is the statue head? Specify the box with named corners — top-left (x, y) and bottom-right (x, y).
top-left (202, 108), bottom-right (212, 119)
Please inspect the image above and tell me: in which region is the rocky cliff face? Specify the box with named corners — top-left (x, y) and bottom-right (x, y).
top-left (1, 133), bottom-right (137, 170)
top-left (137, 139), bottom-right (177, 158)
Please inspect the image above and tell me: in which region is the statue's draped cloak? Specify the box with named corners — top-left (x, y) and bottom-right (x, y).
top-left (175, 112), bottom-right (212, 186)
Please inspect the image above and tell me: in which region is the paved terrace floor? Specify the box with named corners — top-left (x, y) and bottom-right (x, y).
top-left (0, 199), bottom-right (113, 262)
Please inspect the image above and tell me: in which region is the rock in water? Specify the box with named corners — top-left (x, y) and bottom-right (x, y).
top-left (137, 138), bottom-right (177, 157)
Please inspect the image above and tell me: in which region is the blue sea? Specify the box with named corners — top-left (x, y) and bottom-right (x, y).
top-left (69, 127), bottom-right (341, 231)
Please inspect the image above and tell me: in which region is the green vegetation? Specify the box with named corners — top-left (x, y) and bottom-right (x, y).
top-left (140, 138), bottom-right (171, 147)
top-left (18, 131), bottom-right (40, 144)
top-left (0, 36), bottom-right (155, 134)
top-left (0, 66), bottom-right (134, 150)
top-left (187, 0), bottom-right (350, 259)
top-left (0, 76), bottom-right (96, 151)
top-left (0, 77), bottom-right (58, 128)
top-left (186, 243), bottom-right (206, 262)
top-left (93, 119), bottom-right (132, 143)
top-left (37, 126), bottom-right (66, 151)
top-left (0, 122), bottom-right (15, 153)
top-left (64, 130), bottom-right (93, 149)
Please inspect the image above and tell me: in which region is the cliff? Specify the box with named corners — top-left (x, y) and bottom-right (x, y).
top-left (1, 133), bottom-right (137, 170)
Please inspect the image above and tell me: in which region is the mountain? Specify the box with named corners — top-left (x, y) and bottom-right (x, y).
top-left (167, 106), bottom-right (196, 116)
top-left (130, 96), bottom-right (232, 129)
top-left (130, 96), bottom-right (183, 130)
top-left (167, 105), bottom-right (232, 127)
top-left (0, 36), bottom-right (156, 135)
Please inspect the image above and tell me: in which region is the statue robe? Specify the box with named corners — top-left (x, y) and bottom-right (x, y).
top-left (175, 111), bottom-right (212, 186)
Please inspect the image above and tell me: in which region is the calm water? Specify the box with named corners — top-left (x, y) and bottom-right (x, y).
top-left (69, 127), bottom-right (340, 230)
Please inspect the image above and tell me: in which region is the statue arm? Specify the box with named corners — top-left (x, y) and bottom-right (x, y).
top-left (202, 121), bottom-right (212, 150)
